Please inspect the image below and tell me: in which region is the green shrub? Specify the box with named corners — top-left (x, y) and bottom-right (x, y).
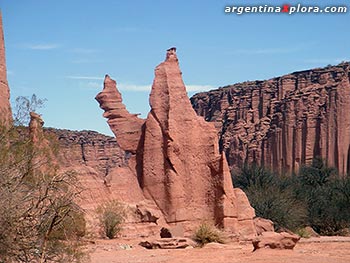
top-left (232, 164), bottom-right (307, 231)
top-left (232, 159), bottom-right (350, 235)
top-left (295, 228), bottom-right (311, 238)
top-left (295, 158), bottom-right (350, 235)
top-left (245, 184), bottom-right (307, 231)
top-left (193, 222), bottom-right (225, 246)
top-left (97, 200), bottom-right (126, 239)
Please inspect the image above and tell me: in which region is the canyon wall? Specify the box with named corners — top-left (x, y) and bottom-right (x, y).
top-left (191, 63), bottom-right (350, 175)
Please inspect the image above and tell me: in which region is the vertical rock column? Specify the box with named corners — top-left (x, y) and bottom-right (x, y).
top-left (0, 11), bottom-right (12, 127)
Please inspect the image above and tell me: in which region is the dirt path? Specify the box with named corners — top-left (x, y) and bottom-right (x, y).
top-left (88, 237), bottom-right (350, 263)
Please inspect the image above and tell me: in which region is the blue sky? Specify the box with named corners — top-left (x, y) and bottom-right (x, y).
top-left (1, 0), bottom-right (349, 135)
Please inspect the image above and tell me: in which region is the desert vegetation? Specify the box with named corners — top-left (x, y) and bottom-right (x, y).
top-left (0, 97), bottom-right (87, 262)
top-left (193, 222), bottom-right (225, 247)
top-left (232, 157), bottom-right (350, 235)
top-left (96, 200), bottom-right (126, 239)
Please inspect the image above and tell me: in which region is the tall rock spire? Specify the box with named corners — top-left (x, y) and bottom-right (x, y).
top-left (0, 11), bottom-right (13, 127)
top-left (141, 48), bottom-right (256, 236)
top-left (96, 48), bottom-right (257, 238)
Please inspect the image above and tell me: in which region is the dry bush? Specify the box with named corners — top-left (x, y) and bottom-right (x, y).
top-left (0, 126), bottom-right (87, 263)
top-left (193, 222), bottom-right (225, 247)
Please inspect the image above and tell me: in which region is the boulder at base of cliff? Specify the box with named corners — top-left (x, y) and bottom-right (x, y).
top-left (254, 217), bottom-right (274, 235)
top-left (252, 231), bottom-right (300, 250)
top-left (139, 238), bottom-right (196, 249)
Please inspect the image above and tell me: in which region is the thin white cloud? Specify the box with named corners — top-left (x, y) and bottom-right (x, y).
top-left (66, 76), bottom-right (104, 80)
top-left (25, 43), bottom-right (61, 50)
top-left (67, 76), bottom-right (213, 92)
top-left (70, 48), bottom-right (99, 54)
top-left (116, 83), bottom-right (213, 92)
top-left (186, 85), bottom-right (213, 92)
top-left (118, 83), bottom-right (151, 91)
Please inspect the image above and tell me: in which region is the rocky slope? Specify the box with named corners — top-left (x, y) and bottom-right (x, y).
top-left (45, 128), bottom-right (126, 178)
top-left (191, 62), bottom-right (350, 175)
top-left (44, 128), bottom-right (152, 214)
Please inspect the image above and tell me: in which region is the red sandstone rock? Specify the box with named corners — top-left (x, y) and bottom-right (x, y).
top-left (95, 75), bottom-right (144, 154)
top-left (191, 63), bottom-right (350, 175)
top-left (252, 231), bottom-right (300, 250)
top-left (0, 12), bottom-right (12, 127)
top-left (139, 238), bottom-right (196, 249)
top-left (96, 48), bottom-right (257, 238)
top-left (254, 217), bottom-right (274, 235)
top-left (29, 112), bottom-right (45, 143)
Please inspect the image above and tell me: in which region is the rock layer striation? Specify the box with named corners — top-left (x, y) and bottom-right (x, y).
top-left (191, 63), bottom-right (350, 175)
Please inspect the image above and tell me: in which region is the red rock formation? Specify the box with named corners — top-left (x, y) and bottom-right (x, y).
top-left (252, 231), bottom-right (300, 250)
top-left (43, 127), bottom-right (165, 237)
top-left (29, 112), bottom-right (45, 143)
top-left (96, 48), bottom-right (257, 238)
top-left (191, 63), bottom-right (350, 175)
top-left (45, 129), bottom-right (155, 209)
top-left (95, 75), bottom-right (144, 153)
top-left (0, 12), bottom-right (12, 127)
top-left (45, 128), bottom-right (126, 181)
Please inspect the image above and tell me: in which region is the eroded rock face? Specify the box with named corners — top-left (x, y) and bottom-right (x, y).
top-left (95, 75), bottom-right (145, 154)
top-left (191, 63), bottom-right (350, 175)
top-left (45, 128), bottom-right (126, 180)
top-left (0, 12), bottom-right (12, 127)
top-left (44, 128), bottom-right (148, 209)
top-left (254, 217), bottom-right (274, 236)
top-left (29, 112), bottom-right (45, 143)
top-left (96, 48), bottom-right (257, 238)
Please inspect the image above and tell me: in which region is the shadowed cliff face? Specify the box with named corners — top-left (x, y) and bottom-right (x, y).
top-left (191, 62), bottom-right (350, 175)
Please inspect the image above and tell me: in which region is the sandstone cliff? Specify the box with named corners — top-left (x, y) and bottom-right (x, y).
top-left (96, 48), bottom-right (257, 237)
top-left (191, 62), bottom-right (350, 175)
top-left (0, 12), bottom-right (12, 127)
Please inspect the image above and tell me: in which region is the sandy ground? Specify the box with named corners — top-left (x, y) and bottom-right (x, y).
top-left (87, 236), bottom-right (350, 263)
